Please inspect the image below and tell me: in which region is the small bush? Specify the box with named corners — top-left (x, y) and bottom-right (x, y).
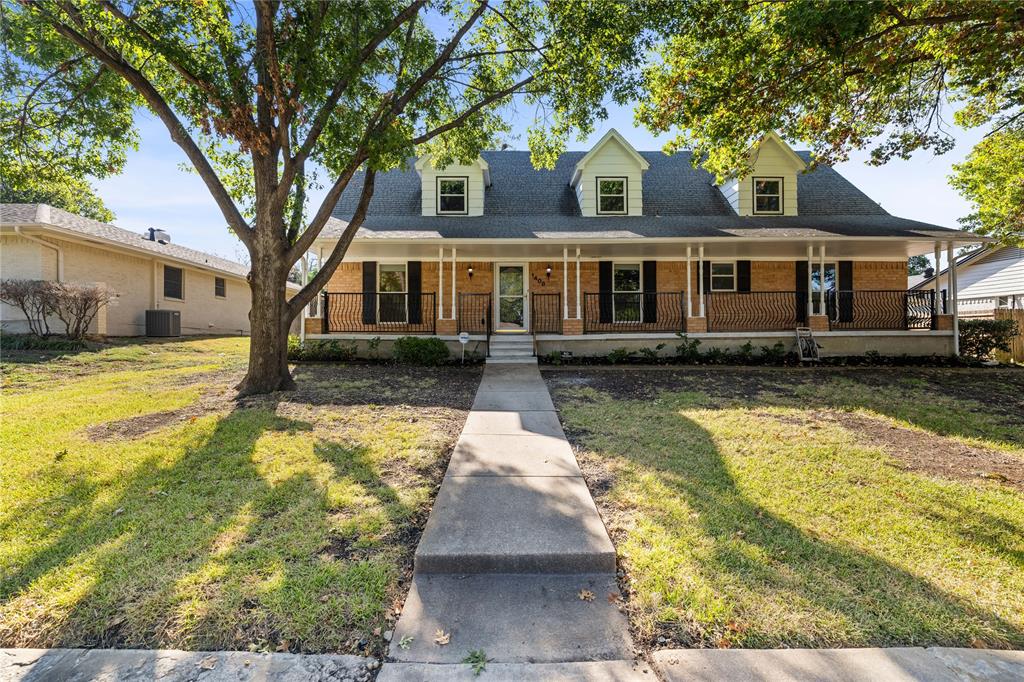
top-left (393, 336), bottom-right (450, 365)
top-left (288, 336), bottom-right (357, 361)
top-left (606, 347), bottom-right (636, 364)
top-left (759, 341), bottom-right (788, 364)
top-left (544, 350), bottom-right (563, 366)
top-left (959, 318), bottom-right (1020, 359)
top-left (734, 341), bottom-right (755, 364)
top-left (638, 343), bottom-right (666, 362)
top-left (675, 333), bottom-right (702, 362)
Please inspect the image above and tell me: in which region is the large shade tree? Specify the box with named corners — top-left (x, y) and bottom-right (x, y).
top-left (637, 0), bottom-right (1024, 245)
top-left (2, 0), bottom-right (650, 394)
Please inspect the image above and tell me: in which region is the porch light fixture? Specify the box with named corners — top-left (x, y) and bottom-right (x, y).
top-left (467, 266), bottom-right (474, 279)
top-left (545, 265), bottom-right (552, 278)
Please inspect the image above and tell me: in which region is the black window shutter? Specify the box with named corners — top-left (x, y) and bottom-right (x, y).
top-left (598, 261), bottom-right (613, 323)
top-left (362, 262), bottom-right (377, 325)
top-left (642, 260), bottom-right (657, 323)
top-left (736, 261), bottom-right (751, 292)
top-left (795, 260), bottom-right (808, 324)
top-left (701, 260), bottom-right (711, 293)
top-left (838, 260), bottom-right (854, 322)
top-left (407, 261), bottom-right (422, 324)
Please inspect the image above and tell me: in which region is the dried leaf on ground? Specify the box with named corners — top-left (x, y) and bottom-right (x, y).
top-left (578, 589), bottom-right (594, 601)
top-left (433, 628), bottom-right (451, 645)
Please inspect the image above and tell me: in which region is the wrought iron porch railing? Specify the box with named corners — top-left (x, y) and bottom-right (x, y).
top-left (457, 293), bottom-right (492, 357)
top-left (705, 291), bottom-right (803, 332)
top-left (531, 293), bottom-right (562, 334)
top-left (583, 292), bottom-right (687, 333)
top-left (827, 289), bottom-right (936, 330)
top-left (321, 292), bottom-right (436, 334)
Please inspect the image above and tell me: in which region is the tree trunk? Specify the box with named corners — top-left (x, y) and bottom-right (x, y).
top-left (236, 219), bottom-right (296, 397)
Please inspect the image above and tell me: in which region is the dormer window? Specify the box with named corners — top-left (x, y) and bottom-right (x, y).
top-left (437, 177), bottom-right (468, 215)
top-left (597, 177), bottom-right (627, 215)
top-left (753, 178), bottom-right (783, 214)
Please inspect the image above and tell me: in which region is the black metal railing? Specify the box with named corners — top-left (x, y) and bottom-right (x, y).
top-left (531, 293), bottom-right (562, 334)
top-left (583, 291), bottom-right (687, 333)
top-left (457, 293), bottom-right (492, 357)
top-left (322, 292), bottom-right (436, 333)
top-left (706, 291), bottom-right (802, 332)
top-left (827, 289), bottom-right (935, 330)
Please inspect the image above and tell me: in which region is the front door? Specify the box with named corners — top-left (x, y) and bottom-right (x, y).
top-left (496, 264), bottom-right (528, 331)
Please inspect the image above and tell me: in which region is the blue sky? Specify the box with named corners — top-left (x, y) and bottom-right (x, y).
top-left (94, 101), bottom-right (984, 265)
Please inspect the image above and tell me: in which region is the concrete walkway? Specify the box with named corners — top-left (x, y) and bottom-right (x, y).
top-left (384, 363), bottom-right (635, 674)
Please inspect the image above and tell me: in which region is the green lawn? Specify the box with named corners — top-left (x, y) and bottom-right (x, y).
top-left (1, 338), bottom-right (479, 654)
top-left (546, 367), bottom-right (1024, 650)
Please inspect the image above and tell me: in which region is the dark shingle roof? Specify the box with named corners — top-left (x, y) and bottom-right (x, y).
top-left (327, 148), bottom-right (972, 242)
top-left (1, 203), bottom-right (251, 278)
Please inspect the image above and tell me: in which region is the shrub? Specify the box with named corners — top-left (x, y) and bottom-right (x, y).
top-left (544, 350), bottom-right (563, 366)
top-left (959, 318), bottom-right (1020, 359)
top-left (393, 336), bottom-right (450, 365)
top-left (734, 341), bottom-right (755, 364)
top-left (49, 282), bottom-right (114, 340)
top-left (703, 346), bottom-right (727, 364)
top-left (0, 279), bottom-right (57, 337)
top-left (759, 341), bottom-right (788, 364)
top-left (606, 347), bottom-right (636, 364)
top-left (638, 343), bottom-right (666, 362)
top-left (675, 333), bottom-right (702, 362)
top-left (0, 333), bottom-right (86, 351)
top-left (287, 336), bottom-right (357, 361)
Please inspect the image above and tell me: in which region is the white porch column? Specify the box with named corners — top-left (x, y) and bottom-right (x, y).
top-left (686, 246), bottom-right (693, 317)
top-left (575, 247), bottom-right (581, 319)
top-left (806, 244), bottom-right (814, 318)
top-left (948, 241), bottom-right (959, 355)
top-left (451, 247), bottom-right (457, 321)
top-left (698, 245), bottom-right (705, 317)
top-left (562, 247), bottom-right (569, 319)
top-left (819, 244), bottom-right (826, 313)
top-left (438, 247), bottom-right (444, 319)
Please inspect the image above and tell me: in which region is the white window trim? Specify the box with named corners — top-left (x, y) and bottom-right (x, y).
top-left (612, 261), bottom-right (642, 323)
top-left (214, 276), bottom-right (227, 299)
top-left (436, 176), bottom-right (469, 215)
top-left (752, 177), bottom-right (784, 215)
top-left (596, 177), bottom-right (628, 215)
top-left (377, 262), bottom-right (408, 324)
top-left (709, 261), bottom-right (736, 292)
top-left (163, 265), bottom-right (184, 301)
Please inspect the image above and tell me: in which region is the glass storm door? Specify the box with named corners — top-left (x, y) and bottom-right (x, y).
top-left (497, 265), bottom-right (527, 330)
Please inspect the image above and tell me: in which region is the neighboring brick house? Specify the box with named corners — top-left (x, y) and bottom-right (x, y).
top-left (0, 203), bottom-right (293, 337)
top-left (304, 130), bottom-right (983, 359)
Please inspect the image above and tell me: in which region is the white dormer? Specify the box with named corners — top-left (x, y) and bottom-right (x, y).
top-left (717, 132), bottom-right (806, 216)
top-left (415, 155), bottom-right (489, 216)
top-left (570, 129), bottom-right (649, 217)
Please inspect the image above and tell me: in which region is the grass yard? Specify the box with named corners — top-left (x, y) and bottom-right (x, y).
top-left (545, 367), bottom-right (1024, 651)
top-left (0, 337), bottom-right (480, 654)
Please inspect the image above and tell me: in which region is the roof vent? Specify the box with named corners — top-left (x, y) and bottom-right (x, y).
top-left (924, 266), bottom-right (935, 278)
top-left (147, 228), bottom-right (171, 244)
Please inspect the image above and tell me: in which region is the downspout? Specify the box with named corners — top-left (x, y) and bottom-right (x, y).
top-left (15, 227), bottom-right (63, 281)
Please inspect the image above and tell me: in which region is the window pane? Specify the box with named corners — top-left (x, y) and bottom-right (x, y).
top-left (379, 265), bottom-right (406, 292)
top-left (599, 179), bottom-right (624, 195)
top-left (164, 266), bottom-right (182, 299)
top-left (499, 266), bottom-right (524, 296)
top-left (214, 277), bottom-right (225, 297)
top-left (439, 194), bottom-right (465, 212)
top-left (755, 179), bottom-right (780, 195)
top-left (613, 293), bottom-right (641, 322)
top-left (711, 275), bottom-right (734, 291)
top-left (613, 264), bottom-right (641, 292)
top-left (599, 195), bottom-right (625, 213)
top-left (439, 179), bottom-right (465, 194)
top-left (755, 195), bottom-right (780, 212)
top-left (710, 262), bottom-right (734, 277)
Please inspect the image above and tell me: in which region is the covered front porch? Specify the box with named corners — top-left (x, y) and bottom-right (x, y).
top-left (302, 236), bottom-right (964, 356)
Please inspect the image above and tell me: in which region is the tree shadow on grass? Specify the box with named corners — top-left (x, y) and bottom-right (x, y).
top-left (0, 399), bottom-right (420, 653)
top-left (560, 388), bottom-right (1024, 649)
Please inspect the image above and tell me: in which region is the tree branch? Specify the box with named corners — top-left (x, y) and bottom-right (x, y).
top-left (412, 73), bottom-right (537, 145)
top-left (286, 168), bottom-right (376, 318)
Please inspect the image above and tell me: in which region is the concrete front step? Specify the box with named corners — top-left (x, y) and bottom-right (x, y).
top-left (486, 356), bottom-right (538, 365)
top-left (378, 660), bottom-right (653, 681)
top-left (414, 474), bottom-right (616, 574)
top-left (388, 574), bottom-right (634, 665)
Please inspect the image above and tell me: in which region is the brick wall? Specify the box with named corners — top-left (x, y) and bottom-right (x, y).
top-left (854, 261), bottom-right (907, 289)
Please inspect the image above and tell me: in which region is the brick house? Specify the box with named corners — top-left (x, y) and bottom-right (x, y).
top-left (303, 130), bottom-right (982, 360)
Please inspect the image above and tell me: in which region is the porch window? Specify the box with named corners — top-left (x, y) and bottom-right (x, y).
top-left (710, 262), bottom-right (735, 291)
top-left (437, 177), bottom-right (468, 214)
top-left (378, 263), bottom-right (407, 323)
top-left (597, 178), bottom-right (627, 215)
top-left (753, 178), bottom-right (782, 214)
top-left (613, 263), bottom-right (641, 322)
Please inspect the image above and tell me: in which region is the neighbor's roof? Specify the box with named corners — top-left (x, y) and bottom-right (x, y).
top-left (1, 203), bottom-right (250, 279)
top-left (325, 150), bottom-right (978, 241)
top-left (909, 244), bottom-right (1021, 290)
